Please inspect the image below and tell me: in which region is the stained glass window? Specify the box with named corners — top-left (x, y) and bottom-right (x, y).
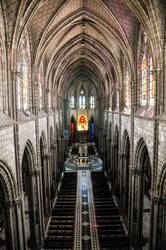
top-left (91, 122), bottom-right (94, 142)
top-left (141, 54), bottom-right (147, 106)
top-left (79, 91), bottom-right (85, 109)
top-left (70, 96), bottom-right (74, 109)
top-left (90, 95), bottom-right (94, 109)
top-left (149, 57), bottom-right (154, 105)
top-left (22, 59), bottom-right (28, 110)
top-left (78, 115), bottom-right (88, 131)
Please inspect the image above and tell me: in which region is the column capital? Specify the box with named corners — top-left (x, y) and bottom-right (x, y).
top-left (13, 197), bottom-right (22, 205)
top-left (35, 168), bottom-right (41, 175)
top-left (151, 193), bottom-right (161, 204)
top-left (130, 168), bottom-right (143, 175)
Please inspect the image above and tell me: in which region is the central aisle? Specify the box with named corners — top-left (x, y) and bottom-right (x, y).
top-left (74, 170), bottom-right (100, 250)
top-left (45, 168), bottom-right (129, 249)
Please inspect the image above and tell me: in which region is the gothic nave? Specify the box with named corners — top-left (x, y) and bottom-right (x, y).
top-left (0, 0), bottom-right (166, 250)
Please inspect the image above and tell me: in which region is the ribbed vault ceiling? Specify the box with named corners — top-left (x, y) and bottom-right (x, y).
top-left (3, 0), bottom-right (145, 97)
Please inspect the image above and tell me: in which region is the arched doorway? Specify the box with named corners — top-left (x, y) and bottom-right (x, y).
top-left (0, 160), bottom-right (29, 250)
top-left (131, 139), bottom-right (151, 248)
top-left (22, 141), bottom-right (43, 248)
top-left (22, 146), bottom-right (34, 247)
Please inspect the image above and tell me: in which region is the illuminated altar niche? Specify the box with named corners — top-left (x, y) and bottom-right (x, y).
top-left (77, 115), bottom-right (88, 131)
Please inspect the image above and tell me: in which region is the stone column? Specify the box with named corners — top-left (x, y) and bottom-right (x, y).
top-left (150, 195), bottom-right (166, 250)
top-left (51, 143), bottom-right (56, 196)
top-left (35, 169), bottom-right (44, 248)
top-left (149, 195), bottom-right (160, 250)
top-left (110, 143), bottom-right (115, 180)
top-left (123, 154), bottom-right (129, 213)
top-left (28, 170), bottom-right (42, 249)
top-left (3, 200), bottom-right (16, 250)
top-left (114, 144), bottom-right (119, 194)
top-left (107, 138), bottom-right (111, 177)
top-left (103, 134), bottom-right (107, 171)
top-left (128, 168), bottom-right (136, 242)
top-left (43, 153), bottom-right (51, 214)
top-left (14, 197), bottom-right (27, 250)
top-left (119, 153), bottom-right (125, 212)
top-left (129, 168), bottom-right (144, 249)
top-left (0, 197), bottom-right (28, 250)
top-left (135, 169), bottom-right (144, 247)
top-left (160, 198), bottom-right (166, 250)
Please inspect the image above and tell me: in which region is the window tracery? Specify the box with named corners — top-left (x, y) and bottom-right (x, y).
top-left (17, 29), bottom-right (31, 111)
top-left (149, 57), bottom-right (154, 105)
top-left (141, 54), bottom-right (147, 106)
top-left (22, 59), bottom-right (28, 110)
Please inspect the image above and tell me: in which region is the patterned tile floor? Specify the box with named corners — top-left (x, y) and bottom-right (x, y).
top-left (74, 170), bottom-right (100, 250)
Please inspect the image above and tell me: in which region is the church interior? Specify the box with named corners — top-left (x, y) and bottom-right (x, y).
top-left (0, 0), bottom-right (166, 249)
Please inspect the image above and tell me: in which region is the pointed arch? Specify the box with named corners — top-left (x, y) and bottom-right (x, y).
top-left (135, 138), bottom-right (151, 172)
top-left (0, 160), bottom-right (17, 201)
top-left (21, 140), bottom-right (36, 171)
top-left (133, 138), bottom-right (152, 243)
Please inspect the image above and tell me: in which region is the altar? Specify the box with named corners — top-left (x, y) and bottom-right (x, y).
top-left (65, 155), bottom-right (103, 171)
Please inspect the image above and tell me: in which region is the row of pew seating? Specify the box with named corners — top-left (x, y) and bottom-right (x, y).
top-left (91, 172), bottom-right (129, 250)
top-left (45, 172), bottom-right (77, 249)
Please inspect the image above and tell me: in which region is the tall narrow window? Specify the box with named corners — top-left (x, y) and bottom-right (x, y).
top-left (22, 59), bottom-right (28, 110)
top-left (141, 54), bottom-right (147, 106)
top-left (91, 117), bottom-right (95, 142)
top-left (149, 57), bottom-right (154, 105)
top-left (79, 91), bottom-right (85, 109)
top-left (90, 95), bottom-right (94, 109)
top-left (38, 73), bottom-right (43, 109)
top-left (70, 96), bottom-right (74, 109)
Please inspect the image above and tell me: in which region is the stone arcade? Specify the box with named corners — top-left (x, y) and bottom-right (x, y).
top-left (0, 0), bottom-right (166, 250)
